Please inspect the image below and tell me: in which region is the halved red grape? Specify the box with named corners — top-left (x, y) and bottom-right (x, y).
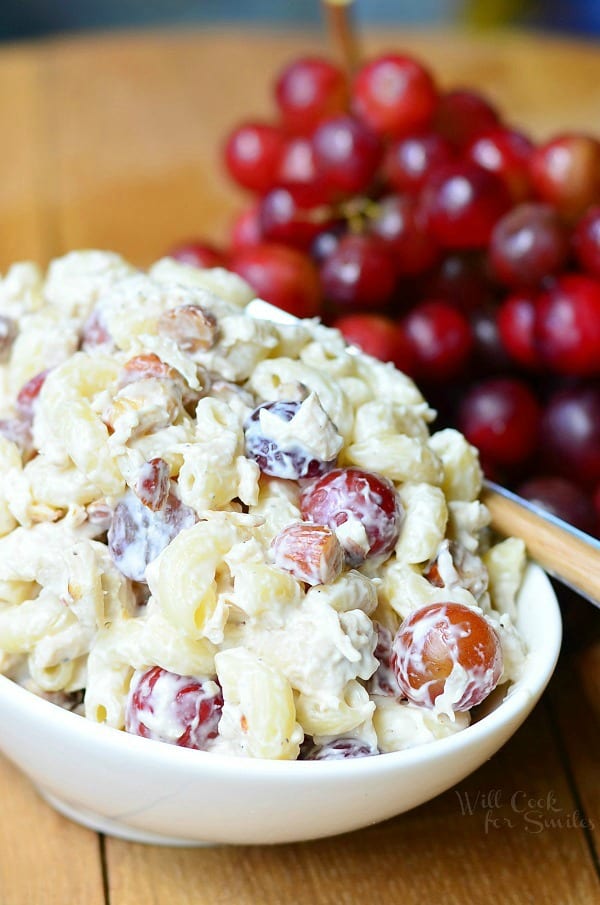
top-left (390, 601), bottom-right (503, 711)
top-left (108, 489), bottom-right (196, 582)
top-left (367, 622), bottom-right (401, 697)
top-left (300, 467), bottom-right (402, 562)
top-left (126, 666), bottom-right (223, 750)
top-left (301, 738), bottom-right (378, 760)
top-left (244, 400), bottom-right (338, 480)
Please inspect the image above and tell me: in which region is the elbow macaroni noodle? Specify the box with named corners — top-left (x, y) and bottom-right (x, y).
top-left (0, 251), bottom-right (527, 759)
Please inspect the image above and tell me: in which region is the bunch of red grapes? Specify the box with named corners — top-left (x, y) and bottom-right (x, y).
top-left (169, 52), bottom-right (600, 537)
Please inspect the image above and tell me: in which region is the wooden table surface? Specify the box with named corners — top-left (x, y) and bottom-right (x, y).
top-left (1, 25), bottom-right (599, 905)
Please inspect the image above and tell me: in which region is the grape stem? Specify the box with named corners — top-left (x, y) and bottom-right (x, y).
top-left (322, 0), bottom-right (360, 75)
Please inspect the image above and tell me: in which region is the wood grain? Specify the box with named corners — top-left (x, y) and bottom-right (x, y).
top-left (0, 755), bottom-right (106, 905)
top-left (104, 704), bottom-right (599, 905)
top-left (1, 25), bottom-right (600, 905)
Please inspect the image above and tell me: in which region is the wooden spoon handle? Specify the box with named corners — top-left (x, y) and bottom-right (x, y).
top-left (482, 481), bottom-right (600, 608)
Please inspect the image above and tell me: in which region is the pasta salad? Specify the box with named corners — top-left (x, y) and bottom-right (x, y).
top-left (0, 251), bottom-right (527, 760)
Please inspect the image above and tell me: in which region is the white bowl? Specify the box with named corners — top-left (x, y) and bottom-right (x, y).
top-left (0, 563), bottom-right (561, 846)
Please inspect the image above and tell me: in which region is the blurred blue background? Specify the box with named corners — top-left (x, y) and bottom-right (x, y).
top-left (1, 0), bottom-right (599, 41)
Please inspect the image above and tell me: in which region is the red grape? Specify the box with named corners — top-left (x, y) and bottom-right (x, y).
top-left (258, 184), bottom-right (334, 250)
top-left (391, 602), bottom-right (503, 711)
top-left (469, 307), bottom-right (513, 374)
top-left (384, 131), bottom-right (454, 194)
top-left (320, 234), bottom-right (397, 310)
top-left (277, 136), bottom-right (319, 186)
top-left (403, 300), bottom-right (473, 381)
top-left (310, 224), bottom-right (345, 264)
top-left (230, 205), bottom-right (263, 250)
top-left (333, 312), bottom-right (416, 373)
top-left (126, 666), bottom-right (223, 750)
top-left (312, 114), bottom-right (382, 195)
top-left (458, 377), bottom-right (541, 467)
top-left (420, 162), bottom-right (511, 249)
top-left (434, 89), bottom-right (501, 150)
top-left (529, 133), bottom-right (600, 221)
top-left (497, 291), bottom-right (541, 369)
top-left (420, 251), bottom-right (491, 312)
top-left (230, 242), bottom-right (321, 317)
top-left (489, 203), bottom-right (569, 289)
top-left (224, 122), bottom-right (286, 193)
top-left (300, 467), bottom-right (402, 562)
top-left (466, 127), bottom-right (534, 202)
top-left (573, 205), bottom-right (600, 278)
top-left (535, 273), bottom-right (600, 375)
top-left (275, 56), bottom-right (348, 135)
top-left (369, 194), bottom-right (439, 277)
top-left (168, 240), bottom-right (227, 269)
top-left (539, 385), bottom-right (600, 486)
top-left (352, 53), bottom-right (438, 139)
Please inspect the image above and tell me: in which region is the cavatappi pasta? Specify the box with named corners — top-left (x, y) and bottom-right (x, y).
top-left (0, 251), bottom-right (527, 760)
